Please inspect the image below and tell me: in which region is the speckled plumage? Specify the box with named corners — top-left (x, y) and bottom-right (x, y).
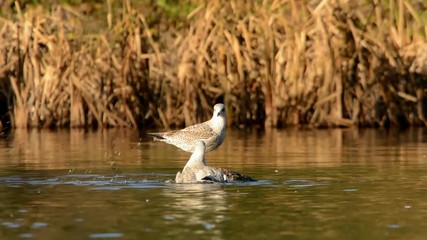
top-left (175, 141), bottom-right (256, 183)
top-left (148, 104), bottom-right (226, 152)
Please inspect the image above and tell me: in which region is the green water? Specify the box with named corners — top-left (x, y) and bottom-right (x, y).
top-left (0, 128), bottom-right (427, 239)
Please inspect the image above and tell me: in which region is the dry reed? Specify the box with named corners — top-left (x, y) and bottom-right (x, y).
top-left (154, 0), bottom-right (427, 128)
top-left (0, 1), bottom-right (154, 128)
top-left (0, 0), bottom-right (426, 129)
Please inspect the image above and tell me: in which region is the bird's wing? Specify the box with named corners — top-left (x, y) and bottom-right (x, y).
top-left (181, 120), bottom-right (212, 133)
top-left (220, 168), bottom-right (257, 182)
top-left (164, 124), bottom-right (215, 141)
top-left (147, 130), bottom-right (179, 140)
top-left (147, 120), bottom-right (215, 144)
top-left (201, 176), bottom-right (219, 183)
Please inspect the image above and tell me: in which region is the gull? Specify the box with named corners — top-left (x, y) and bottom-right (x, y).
top-left (148, 103), bottom-right (226, 152)
top-left (175, 141), bottom-right (256, 183)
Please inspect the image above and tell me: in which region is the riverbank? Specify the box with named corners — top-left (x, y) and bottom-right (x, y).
top-left (1, 0), bottom-right (426, 129)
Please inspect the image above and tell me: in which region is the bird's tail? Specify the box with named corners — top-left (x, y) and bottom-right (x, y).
top-left (147, 132), bottom-right (165, 141)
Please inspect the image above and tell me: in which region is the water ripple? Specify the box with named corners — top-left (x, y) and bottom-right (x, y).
top-left (0, 174), bottom-right (166, 190)
top-left (19, 233), bottom-right (34, 238)
top-left (283, 179), bottom-right (329, 188)
top-left (31, 222), bottom-right (48, 229)
top-left (89, 233), bottom-right (123, 239)
top-left (2, 222), bottom-right (20, 229)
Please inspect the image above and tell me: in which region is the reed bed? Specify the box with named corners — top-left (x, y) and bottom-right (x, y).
top-left (0, 2), bottom-right (154, 128)
top-left (0, 0), bottom-right (426, 129)
top-left (160, 0), bottom-right (427, 128)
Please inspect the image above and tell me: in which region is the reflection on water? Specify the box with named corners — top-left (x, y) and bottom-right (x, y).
top-left (164, 184), bottom-right (227, 238)
top-left (0, 128), bottom-right (427, 239)
top-left (3, 128), bottom-right (427, 170)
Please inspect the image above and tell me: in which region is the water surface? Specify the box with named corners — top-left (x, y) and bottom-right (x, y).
top-left (0, 128), bottom-right (427, 239)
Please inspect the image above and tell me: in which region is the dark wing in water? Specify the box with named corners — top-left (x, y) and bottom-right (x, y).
top-left (222, 168), bottom-right (257, 182)
top-left (200, 176), bottom-right (219, 183)
top-left (201, 168), bottom-right (257, 182)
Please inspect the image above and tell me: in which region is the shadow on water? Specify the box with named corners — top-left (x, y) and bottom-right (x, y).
top-left (0, 128), bottom-right (427, 239)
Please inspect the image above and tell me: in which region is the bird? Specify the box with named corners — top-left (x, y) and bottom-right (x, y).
top-left (175, 141), bottom-right (256, 183)
top-left (148, 103), bottom-right (226, 152)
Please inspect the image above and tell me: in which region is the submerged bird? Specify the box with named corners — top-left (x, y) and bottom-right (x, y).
top-left (148, 104), bottom-right (226, 152)
top-left (175, 141), bottom-right (256, 183)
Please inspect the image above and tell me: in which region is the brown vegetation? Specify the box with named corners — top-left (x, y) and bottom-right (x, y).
top-left (0, 0), bottom-right (427, 129)
top-left (0, 1), bottom-right (153, 128)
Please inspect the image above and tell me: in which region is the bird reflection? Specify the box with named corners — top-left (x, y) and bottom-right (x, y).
top-left (163, 184), bottom-right (227, 236)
